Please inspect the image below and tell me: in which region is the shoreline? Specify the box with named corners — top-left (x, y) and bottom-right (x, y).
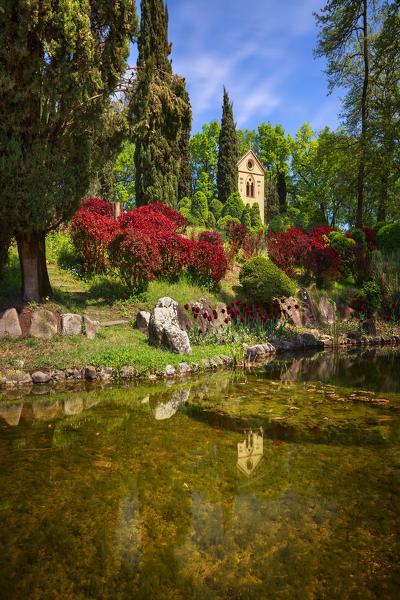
top-left (1, 330), bottom-right (399, 396)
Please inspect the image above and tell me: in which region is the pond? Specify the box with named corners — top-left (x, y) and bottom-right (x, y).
top-left (1, 348), bottom-right (400, 599)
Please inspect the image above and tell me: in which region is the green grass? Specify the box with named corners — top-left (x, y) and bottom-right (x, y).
top-left (0, 325), bottom-right (238, 374)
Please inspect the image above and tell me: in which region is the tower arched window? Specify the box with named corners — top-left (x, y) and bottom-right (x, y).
top-left (246, 176), bottom-right (255, 198)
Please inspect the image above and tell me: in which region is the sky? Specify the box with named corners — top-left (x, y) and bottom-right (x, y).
top-left (128, 0), bottom-right (344, 138)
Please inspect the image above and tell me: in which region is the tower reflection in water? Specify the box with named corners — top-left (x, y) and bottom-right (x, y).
top-left (237, 427), bottom-right (264, 477)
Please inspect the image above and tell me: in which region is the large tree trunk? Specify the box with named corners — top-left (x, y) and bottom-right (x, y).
top-left (277, 171), bottom-right (287, 214)
top-left (16, 231), bottom-right (52, 303)
top-left (356, 0), bottom-right (369, 229)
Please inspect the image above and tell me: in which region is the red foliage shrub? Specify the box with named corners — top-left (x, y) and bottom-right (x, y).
top-left (268, 226), bottom-right (341, 285)
top-left (188, 241), bottom-right (228, 286)
top-left (268, 228), bottom-right (310, 278)
top-left (155, 231), bottom-right (192, 279)
top-left (198, 230), bottom-right (224, 248)
top-left (242, 229), bottom-right (267, 260)
top-left (70, 210), bottom-right (117, 273)
top-left (226, 221), bottom-right (248, 247)
top-left (148, 203), bottom-right (188, 233)
top-left (80, 198), bottom-right (112, 217)
top-left (108, 228), bottom-right (160, 292)
top-left (362, 227), bottom-right (377, 251)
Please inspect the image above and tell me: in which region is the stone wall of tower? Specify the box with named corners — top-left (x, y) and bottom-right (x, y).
top-left (237, 150), bottom-right (265, 224)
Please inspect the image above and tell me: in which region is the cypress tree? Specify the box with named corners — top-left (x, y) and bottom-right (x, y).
top-left (0, 1), bottom-right (137, 302)
top-left (131, 0), bottom-right (192, 207)
top-left (217, 88), bottom-right (238, 205)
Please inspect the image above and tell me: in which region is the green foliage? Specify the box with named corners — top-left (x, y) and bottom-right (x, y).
top-left (131, 0), bottom-right (191, 207)
top-left (209, 197), bottom-right (223, 220)
top-left (207, 212), bottom-right (216, 229)
top-left (357, 281), bottom-right (382, 315)
top-left (239, 257), bottom-right (297, 304)
top-left (329, 231), bottom-right (355, 277)
top-left (350, 228), bottom-right (366, 247)
top-left (241, 205), bottom-right (252, 228)
top-left (190, 121), bottom-right (220, 196)
top-left (113, 141), bottom-right (136, 209)
top-left (372, 221), bottom-right (387, 234)
top-left (250, 204), bottom-right (263, 230)
top-left (178, 197), bottom-right (191, 211)
top-left (217, 89), bottom-right (238, 205)
top-left (191, 191), bottom-right (208, 223)
top-left (222, 192), bottom-right (245, 221)
top-left (376, 223), bottom-right (400, 252)
top-left (217, 215), bottom-right (240, 230)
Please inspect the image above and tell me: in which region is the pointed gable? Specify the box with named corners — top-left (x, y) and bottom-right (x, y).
top-left (237, 148), bottom-right (265, 176)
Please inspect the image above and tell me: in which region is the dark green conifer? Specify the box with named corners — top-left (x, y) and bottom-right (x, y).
top-left (217, 88), bottom-right (238, 205)
top-left (132, 0), bottom-right (192, 207)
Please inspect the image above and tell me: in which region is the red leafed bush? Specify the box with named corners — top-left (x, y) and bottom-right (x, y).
top-left (155, 231), bottom-right (192, 279)
top-left (70, 210), bottom-right (116, 273)
top-left (362, 227), bottom-right (377, 251)
top-left (268, 228), bottom-right (311, 278)
top-left (226, 221), bottom-right (248, 247)
top-left (198, 230), bottom-right (224, 248)
top-left (80, 198), bottom-right (112, 217)
top-left (148, 203), bottom-right (188, 233)
top-left (188, 241), bottom-right (228, 286)
top-left (108, 228), bottom-right (161, 292)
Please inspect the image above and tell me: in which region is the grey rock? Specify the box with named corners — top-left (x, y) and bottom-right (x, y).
top-left (136, 311), bottom-right (151, 334)
top-left (214, 356), bottom-right (224, 366)
top-left (178, 362), bottom-right (192, 374)
top-left (209, 359), bottom-right (218, 369)
top-left (85, 366), bottom-right (97, 381)
top-left (149, 297), bottom-right (192, 355)
top-left (219, 354), bottom-right (233, 366)
top-left (65, 368), bottom-right (83, 380)
top-left (362, 318), bottom-right (377, 335)
top-left (61, 313), bottom-right (82, 336)
top-left (30, 309), bottom-right (58, 339)
top-left (318, 297), bottom-right (336, 324)
top-left (50, 370), bottom-right (65, 381)
top-left (31, 371), bottom-right (51, 384)
top-left (83, 314), bottom-right (101, 340)
top-left (297, 288), bottom-right (318, 327)
top-left (121, 366), bottom-right (136, 379)
top-left (279, 297), bottom-right (302, 327)
top-left (202, 359), bottom-right (210, 369)
top-left (0, 308), bottom-right (22, 338)
top-left (164, 364), bottom-right (176, 376)
top-left (5, 371), bottom-right (32, 386)
top-left (98, 367), bottom-right (113, 380)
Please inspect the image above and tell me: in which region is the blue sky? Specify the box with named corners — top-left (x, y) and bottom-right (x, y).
top-left (129, 0), bottom-right (343, 137)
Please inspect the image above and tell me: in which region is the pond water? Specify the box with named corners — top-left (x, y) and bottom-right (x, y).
top-left (1, 348), bottom-right (400, 599)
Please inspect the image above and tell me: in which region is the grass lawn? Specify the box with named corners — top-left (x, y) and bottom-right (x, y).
top-left (0, 232), bottom-right (242, 373)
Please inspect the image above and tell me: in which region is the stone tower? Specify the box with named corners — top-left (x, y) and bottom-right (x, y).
top-left (237, 149), bottom-right (265, 223)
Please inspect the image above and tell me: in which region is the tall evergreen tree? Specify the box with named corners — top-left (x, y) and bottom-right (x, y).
top-left (217, 88), bottom-right (238, 205)
top-left (0, 0), bottom-right (137, 302)
top-left (314, 0), bottom-right (376, 228)
top-left (131, 0), bottom-right (192, 207)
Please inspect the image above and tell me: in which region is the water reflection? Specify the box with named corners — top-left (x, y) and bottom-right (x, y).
top-left (237, 427), bottom-right (264, 477)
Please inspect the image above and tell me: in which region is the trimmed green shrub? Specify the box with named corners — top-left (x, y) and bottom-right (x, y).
top-left (217, 215), bottom-right (240, 230)
top-left (208, 197), bottom-right (223, 220)
top-left (239, 256), bottom-right (297, 304)
top-left (356, 281), bottom-right (382, 316)
top-left (241, 205), bottom-right (251, 228)
top-left (178, 196), bottom-right (191, 211)
top-left (329, 231), bottom-right (355, 277)
top-left (376, 223), bottom-right (400, 252)
top-left (207, 211), bottom-right (216, 228)
top-left (250, 203), bottom-right (263, 230)
top-left (372, 221), bottom-right (387, 235)
top-left (191, 191), bottom-right (208, 223)
top-left (222, 192), bottom-right (245, 221)
top-left (350, 228), bottom-right (366, 247)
